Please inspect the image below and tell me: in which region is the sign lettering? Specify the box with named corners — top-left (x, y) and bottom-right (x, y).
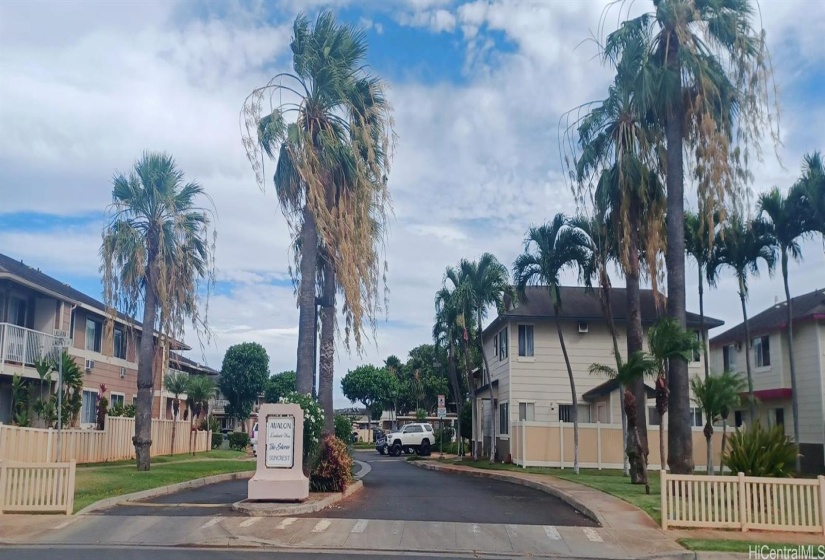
top-left (265, 414), bottom-right (295, 469)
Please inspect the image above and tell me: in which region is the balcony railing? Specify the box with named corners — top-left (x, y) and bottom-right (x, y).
top-left (0, 323), bottom-right (59, 371)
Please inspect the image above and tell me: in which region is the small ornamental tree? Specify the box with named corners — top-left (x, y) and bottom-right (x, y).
top-left (219, 342), bottom-right (269, 431)
top-left (279, 392), bottom-right (324, 477)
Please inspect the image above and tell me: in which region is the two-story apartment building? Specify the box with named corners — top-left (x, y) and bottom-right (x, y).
top-left (478, 286), bottom-right (723, 463)
top-left (709, 288), bottom-right (825, 473)
top-left (0, 252), bottom-right (195, 426)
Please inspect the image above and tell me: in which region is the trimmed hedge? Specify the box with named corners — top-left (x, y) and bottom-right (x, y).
top-left (228, 432), bottom-right (250, 451)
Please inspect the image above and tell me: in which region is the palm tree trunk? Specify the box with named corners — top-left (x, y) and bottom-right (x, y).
top-left (319, 252), bottom-right (335, 434)
top-left (665, 57), bottom-right (693, 474)
top-left (699, 266), bottom-right (709, 379)
top-left (781, 248), bottom-right (801, 473)
top-left (626, 213), bottom-right (648, 484)
top-left (462, 337), bottom-right (477, 460)
top-left (296, 205), bottom-right (319, 395)
top-left (554, 305), bottom-right (579, 474)
top-left (659, 418), bottom-right (665, 474)
top-left (704, 423), bottom-right (714, 475)
top-left (447, 340), bottom-right (463, 457)
top-left (477, 309), bottom-right (496, 461)
top-left (738, 279), bottom-right (756, 423)
top-left (134, 260), bottom-right (158, 471)
top-left (600, 278), bottom-right (629, 476)
top-left (720, 417), bottom-right (728, 472)
top-left (170, 398), bottom-right (177, 455)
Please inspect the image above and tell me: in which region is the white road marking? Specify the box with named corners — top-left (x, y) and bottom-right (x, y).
top-left (199, 517), bottom-right (221, 530)
top-left (53, 517), bottom-right (81, 530)
top-left (239, 517), bottom-right (261, 528)
top-left (391, 520), bottom-right (404, 535)
top-left (544, 526), bottom-right (561, 540)
top-left (276, 517), bottom-right (297, 530)
top-left (583, 527), bottom-right (603, 542)
top-left (312, 519), bottom-right (331, 533)
top-left (351, 519), bottom-right (369, 533)
top-left (470, 524), bottom-right (481, 534)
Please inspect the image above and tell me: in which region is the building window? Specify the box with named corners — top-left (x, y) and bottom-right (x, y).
top-left (559, 404), bottom-right (591, 423)
top-left (649, 406), bottom-right (661, 426)
top-left (498, 327), bottom-right (508, 360)
top-left (499, 402), bottom-right (509, 435)
top-left (775, 408), bottom-right (784, 427)
top-left (518, 402), bottom-right (535, 422)
top-left (690, 407), bottom-right (703, 427)
top-left (753, 335), bottom-right (770, 367)
top-left (693, 331), bottom-right (702, 362)
top-left (85, 318), bottom-right (102, 352)
top-left (518, 325), bottom-right (534, 357)
top-left (113, 325), bottom-right (127, 359)
top-left (69, 309), bottom-right (76, 341)
top-left (81, 389), bottom-right (97, 425)
top-left (110, 393), bottom-right (125, 409)
top-left (734, 410), bottom-right (743, 428)
top-left (493, 334), bottom-right (498, 357)
top-left (723, 344), bottom-right (738, 372)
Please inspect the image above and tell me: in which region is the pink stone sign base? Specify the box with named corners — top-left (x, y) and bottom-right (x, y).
top-left (247, 403), bottom-right (309, 502)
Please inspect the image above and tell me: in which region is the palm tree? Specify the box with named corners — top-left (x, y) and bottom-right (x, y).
top-left (647, 317), bottom-right (700, 471)
top-left (684, 210), bottom-right (717, 379)
top-left (758, 179), bottom-right (813, 474)
top-left (163, 371), bottom-right (189, 455)
top-left (101, 152), bottom-right (213, 471)
top-left (186, 375), bottom-right (216, 455)
top-left (242, 11), bottom-right (394, 415)
top-left (590, 351), bottom-right (658, 492)
top-left (513, 214), bottom-right (592, 474)
top-left (453, 254), bottom-right (513, 461)
top-left (434, 287), bottom-right (465, 457)
top-left (604, 0), bottom-right (777, 475)
top-left (798, 152), bottom-right (825, 239)
top-left (691, 372), bottom-right (745, 475)
top-left (707, 214), bottom-right (776, 423)
top-left (717, 370), bottom-right (748, 473)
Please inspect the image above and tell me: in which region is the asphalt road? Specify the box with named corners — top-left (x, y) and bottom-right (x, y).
top-left (98, 451), bottom-right (595, 526)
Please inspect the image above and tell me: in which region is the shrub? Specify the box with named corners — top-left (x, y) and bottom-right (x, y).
top-left (434, 426), bottom-right (454, 447)
top-left (200, 416), bottom-right (220, 433)
top-left (415, 408), bottom-right (427, 421)
top-left (310, 434), bottom-right (353, 492)
top-left (123, 404), bottom-right (136, 418)
top-left (334, 414), bottom-right (353, 443)
top-left (279, 392), bottom-right (324, 470)
top-left (108, 403), bottom-right (125, 417)
top-left (228, 432), bottom-right (251, 451)
top-left (724, 421), bottom-right (798, 477)
top-left (211, 432), bottom-right (223, 450)
top-left (96, 396), bottom-right (108, 430)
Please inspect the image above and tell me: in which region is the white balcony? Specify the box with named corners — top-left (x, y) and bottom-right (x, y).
top-left (0, 322), bottom-right (60, 373)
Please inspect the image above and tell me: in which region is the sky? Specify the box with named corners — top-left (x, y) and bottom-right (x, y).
top-left (1, 0), bottom-right (823, 408)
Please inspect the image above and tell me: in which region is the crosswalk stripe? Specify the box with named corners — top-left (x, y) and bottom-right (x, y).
top-left (544, 526), bottom-right (561, 540)
top-left (239, 517), bottom-right (261, 528)
top-left (312, 519), bottom-right (331, 533)
top-left (199, 517), bottom-right (220, 530)
top-left (583, 527), bottom-right (603, 542)
top-left (276, 517), bottom-right (297, 530)
top-left (351, 519), bottom-right (369, 533)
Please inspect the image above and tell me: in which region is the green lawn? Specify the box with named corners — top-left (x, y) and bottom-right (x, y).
top-left (353, 442), bottom-right (375, 450)
top-left (74, 458), bottom-right (255, 513)
top-left (78, 450), bottom-right (250, 469)
top-left (678, 539), bottom-right (807, 553)
top-left (440, 459), bottom-right (662, 524)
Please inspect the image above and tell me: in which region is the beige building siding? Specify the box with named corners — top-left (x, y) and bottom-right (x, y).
top-left (485, 323), bottom-right (511, 453)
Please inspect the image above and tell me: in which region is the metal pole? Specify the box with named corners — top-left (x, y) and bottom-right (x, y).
top-left (440, 417), bottom-right (444, 459)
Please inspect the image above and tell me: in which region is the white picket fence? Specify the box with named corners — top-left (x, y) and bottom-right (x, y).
top-left (0, 460), bottom-right (76, 515)
top-left (0, 417), bottom-right (211, 464)
top-left (661, 470), bottom-right (825, 535)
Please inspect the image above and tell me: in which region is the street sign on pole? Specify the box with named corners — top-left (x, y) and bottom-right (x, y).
top-left (437, 394), bottom-right (445, 408)
top-left (437, 407), bottom-right (447, 419)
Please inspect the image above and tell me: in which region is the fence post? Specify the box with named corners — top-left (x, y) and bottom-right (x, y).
top-left (597, 421), bottom-right (602, 470)
top-left (0, 460), bottom-right (5, 515)
top-left (521, 422), bottom-right (526, 469)
top-left (66, 459), bottom-right (76, 516)
top-left (46, 429), bottom-right (53, 463)
top-left (660, 470), bottom-right (667, 530)
top-left (738, 472), bottom-right (748, 533)
top-left (819, 476), bottom-right (825, 537)
top-left (559, 421), bottom-right (564, 470)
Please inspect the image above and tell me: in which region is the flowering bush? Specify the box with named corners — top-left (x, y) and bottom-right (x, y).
top-left (279, 392), bottom-right (324, 470)
top-left (310, 433), bottom-right (353, 492)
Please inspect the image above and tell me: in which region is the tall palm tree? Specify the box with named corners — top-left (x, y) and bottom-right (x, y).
top-left (454, 254), bottom-right (513, 461)
top-left (434, 287), bottom-right (465, 457)
top-left (691, 372), bottom-right (745, 475)
top-left (513, 214), bottom-right (592, 474)
top-left (684, 210), bottom-right (718, 379)
top-left (163, 371), bottom-right (189, 455)
top-left (243, 11), bottom-right (394, 416)
top-left (798, 152), bottom-right (825, 240)
top-left (604, 0), bottom-right (777, 475)
top-left (707, 214), bottom-right (776, 423)
top-left (590, 351), bottom-right (658, 492)
top-left (647, 317), bottom-right (700, 471)
top-left (101, 152), bottom-right (213, 471)
top-left (758, 180), bottom-right (812, 474)
top-left (186, 375), bottom-right (216, 455)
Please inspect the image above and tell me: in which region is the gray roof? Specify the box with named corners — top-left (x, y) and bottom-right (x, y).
top-left (710, 288), bottom-right (825, 346)
top-left (484, 286), bottom-right (723, 338)
top-left (582, 378), bottom-right (655, 401)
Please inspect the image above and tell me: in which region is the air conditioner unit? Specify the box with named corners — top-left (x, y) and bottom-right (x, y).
top-left (578, 322), bottom-right (589, 333)
top-left (84, 359), bottom-right (95, 371)
top-left (120, 367), bottom-right (127, 379)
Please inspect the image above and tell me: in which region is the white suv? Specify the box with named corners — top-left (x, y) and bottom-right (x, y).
top-left (383, 423), bottom-right (434, 457)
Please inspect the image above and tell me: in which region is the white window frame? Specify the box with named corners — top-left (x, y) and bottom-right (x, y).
top-left (498, 401), bottom-right (509, 436)
top-left (723, 343), bottom-right (738, 372)
top-left (518, 401), bottom-right (535, 422)
top-left (692, 331), bottom-right (702, 362)
top-left (753, 335), bottom-right (770, 368)
top-left (80, 388), bottom-right (99, 427)
top-left (498, 327), bottom-right (508, 360)
top-left (518, 324), bottom-right (534, 358)
top-left (648, 406), bottom-right (661, 426)
top-left (110, 392), bottom-right (125, 409)
top-left (113, 325), bottom-right (127, 359)
top-left (85, 318), bottom-right (102, 353)
top-left (689, 406), bottom-right (703, 427)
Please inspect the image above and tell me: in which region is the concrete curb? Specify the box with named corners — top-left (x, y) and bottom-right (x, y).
top-left (75, 470), bottom-right (254, 516)
top-left (353, 459), bottom-right (371, 480)
top-left (411, 461), bottom-right (606, 526)
top-left (231, 479), bottom-right (363, 516)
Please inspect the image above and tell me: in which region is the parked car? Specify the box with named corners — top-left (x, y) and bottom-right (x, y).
top-left (251, 422), bottom-right (259, 456)
top-left (374, 428), bottom-right (387, 454)
top-left (351, 431), bottom-right (359, 444)
top-left (383, 423), bottom-right (434, 457)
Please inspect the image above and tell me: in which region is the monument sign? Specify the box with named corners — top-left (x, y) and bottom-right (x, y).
top-left (247, 403), bottom-right (309, 501)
